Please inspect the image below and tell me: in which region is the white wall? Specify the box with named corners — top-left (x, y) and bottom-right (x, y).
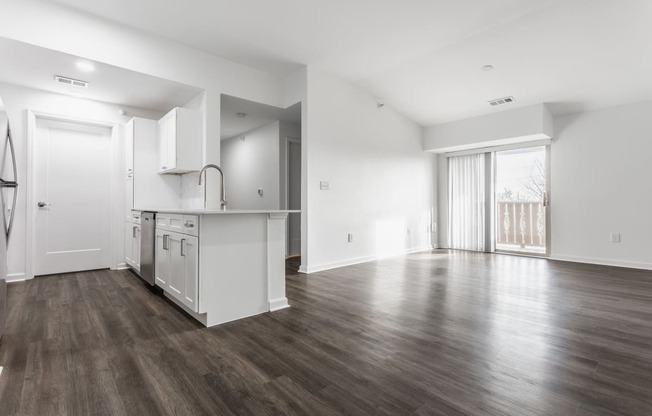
top-left (424, 104), bottom-right (553, 153)
top-left (303, 68), bottom-right (435, 273)
top-left (0, 82), bottom-right (163, 281)
top-left (221, 121), bottom-right (281, 210)
top-left (550, 101), bottom-right (652, 269)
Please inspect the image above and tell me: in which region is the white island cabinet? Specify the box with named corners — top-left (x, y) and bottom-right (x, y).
top-left (150, 209), bottom-right (295, 327)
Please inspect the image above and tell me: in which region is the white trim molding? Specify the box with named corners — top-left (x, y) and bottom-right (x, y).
top-left (269, 297), bottom-right (290, 311)
top-left (300, 246), bottom-right (434, 274)
top-left (6, 272), bottom-right (26, 283)
top-left (550, 254), bottom-right (652, 271)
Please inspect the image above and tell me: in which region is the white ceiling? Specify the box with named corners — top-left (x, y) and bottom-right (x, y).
top-left (221, 95), bottom-right (300, 140)
top-left (0, 37), bottom-right (202, 113)
top-left (47, 0), bottom-right (652, 125)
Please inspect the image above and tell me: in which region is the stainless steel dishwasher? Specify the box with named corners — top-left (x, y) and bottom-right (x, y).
top-left (140, 211), bottom-right (156, 285)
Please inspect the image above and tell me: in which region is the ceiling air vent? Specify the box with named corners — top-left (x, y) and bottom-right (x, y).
top-left (488, 96), bottom-right (514, 106)
top-left (54, 75), bottom-right (89, 88)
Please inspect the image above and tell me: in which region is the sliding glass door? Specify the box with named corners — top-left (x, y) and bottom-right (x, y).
top-left (494, 146), bottom-right (548, 255)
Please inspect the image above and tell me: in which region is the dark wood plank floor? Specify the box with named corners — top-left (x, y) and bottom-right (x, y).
top-left (1, 250), bottom-right (652, 415)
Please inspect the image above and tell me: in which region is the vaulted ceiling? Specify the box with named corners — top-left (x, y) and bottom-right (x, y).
top-left (47, 0), bottom-right (652, 125)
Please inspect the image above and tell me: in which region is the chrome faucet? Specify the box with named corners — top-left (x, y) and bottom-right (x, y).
top-left (198, 164), bottom-right (227, 210)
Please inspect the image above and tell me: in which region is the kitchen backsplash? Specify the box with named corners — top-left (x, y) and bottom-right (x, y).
top-left (181, 172), bottom-right (203, 209)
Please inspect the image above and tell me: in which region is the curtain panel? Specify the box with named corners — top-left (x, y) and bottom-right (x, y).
top-left (448, 154), bottom-right (485, 251)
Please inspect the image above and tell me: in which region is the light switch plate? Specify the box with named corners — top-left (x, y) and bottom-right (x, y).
top-left (320, 181), bottom-right (330, 191)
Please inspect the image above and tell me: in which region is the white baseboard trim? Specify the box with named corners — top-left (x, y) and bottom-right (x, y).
top-left (269, 297), bottom-right (290, 312)
top-left (301, 246), bottom-right (434, 274)
top-left (549, 254), bottom-right (652, 271)
top-left (6, 272), bottom-right (26, 283)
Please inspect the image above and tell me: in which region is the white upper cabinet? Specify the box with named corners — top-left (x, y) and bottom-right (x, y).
top-left (157, 107), bottom-right (202, 174)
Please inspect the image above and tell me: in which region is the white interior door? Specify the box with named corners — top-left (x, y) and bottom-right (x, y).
top-left (34, 118), bottom-right (112, 276)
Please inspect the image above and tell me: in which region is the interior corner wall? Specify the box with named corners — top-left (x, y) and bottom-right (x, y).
top-left (303, 68), bottom-right (435, 273)
top-left (0, 82), bottom-right (164, 280)
top-left (550, 100), bottom-right (652, 269)
top-left (221, 121), bottom-right (281, 210)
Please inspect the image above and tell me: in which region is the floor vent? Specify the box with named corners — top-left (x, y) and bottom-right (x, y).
top-left (488, 96), bottom-right (515, 106)
top-left (54, 75), bottom-right (89, 88)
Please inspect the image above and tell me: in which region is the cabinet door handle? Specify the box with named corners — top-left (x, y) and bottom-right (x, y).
top-left (133, 226), bottom-right (137, 238)
top-left (163, 234), bottom-right (169, 250)
top-left (161, 166), bottom-right (167, 170)
top-left (184, 221), bottom-right (194, 228)
top-left (181, 238), bottom-right (186, 256)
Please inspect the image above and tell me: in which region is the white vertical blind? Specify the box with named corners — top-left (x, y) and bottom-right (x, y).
top-left (448, 153), bottom-right (485, 251)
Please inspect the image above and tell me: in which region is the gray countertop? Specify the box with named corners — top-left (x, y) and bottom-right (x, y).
top-left (135, 208), bottom-right (300, 215)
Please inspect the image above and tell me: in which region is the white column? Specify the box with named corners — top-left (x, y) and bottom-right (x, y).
top-left (267, 213), bottom-right (290, 311)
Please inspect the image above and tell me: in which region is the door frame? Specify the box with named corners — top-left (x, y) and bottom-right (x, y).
top-left (284, 136), bottom-right (301, 258)
top-left (25, 110), bottom-right (120, 279)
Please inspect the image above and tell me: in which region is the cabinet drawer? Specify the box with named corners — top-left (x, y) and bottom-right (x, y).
top-left (182, 215), bottom-right (199, 236)
top-left (156, 213), bottom-right (184, 233)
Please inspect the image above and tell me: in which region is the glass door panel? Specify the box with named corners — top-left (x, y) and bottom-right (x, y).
top-left (495, 146), bottom-right (548, 255)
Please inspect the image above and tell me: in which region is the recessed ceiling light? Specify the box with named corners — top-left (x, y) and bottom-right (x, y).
top-left (482, 65), bottom-right (494, 72)
top-left (76, 61), bottom-right (95, 72)
top-left (236, 112), bottom-right (246, 118)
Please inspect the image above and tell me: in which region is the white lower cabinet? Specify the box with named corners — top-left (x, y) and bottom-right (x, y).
top-left (154, 229), bottom-right (169, 287)
top-left (125, 221), bottom-right (133, 266)
top-left (125, 221), bottom-right (141, 272)
top-left (155, 228), bottom-right (198, 312)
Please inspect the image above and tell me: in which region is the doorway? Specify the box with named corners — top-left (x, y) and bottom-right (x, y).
top-left (33, 118), bottom-right (112, 275)
top-left (286, 137), bottom-right (301, 257)
top-left (494, 146), bottom-right (548, 255)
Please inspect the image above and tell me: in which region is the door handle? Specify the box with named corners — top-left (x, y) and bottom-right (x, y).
top-left (133, 226), bottom-right (137, 238)
top-left (180, 239), bottom-right (186, 256)
top-left (5, 123), bottom-right (18, 240)
top-left (37, 201), bottom-right (50, 208)
top-left (163, 234), bottom-right (169, 250)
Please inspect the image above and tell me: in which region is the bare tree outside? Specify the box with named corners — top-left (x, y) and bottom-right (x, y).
top-left (496, 150), bottom-right (546, 202)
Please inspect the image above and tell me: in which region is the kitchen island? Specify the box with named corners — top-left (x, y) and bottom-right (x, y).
top-left (142, 208), bottom-right (297, 327)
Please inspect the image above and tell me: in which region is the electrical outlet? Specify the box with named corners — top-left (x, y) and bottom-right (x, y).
top-left (347, 233), bottom-right (353, 243)
top-left (320, 181), bottom-right (330, 191)
top-left (610, 233), bottom-right (621, 243)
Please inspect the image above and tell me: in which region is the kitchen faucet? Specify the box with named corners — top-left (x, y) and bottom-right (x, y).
top-left (198, 164), bottom-right (227, 210)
